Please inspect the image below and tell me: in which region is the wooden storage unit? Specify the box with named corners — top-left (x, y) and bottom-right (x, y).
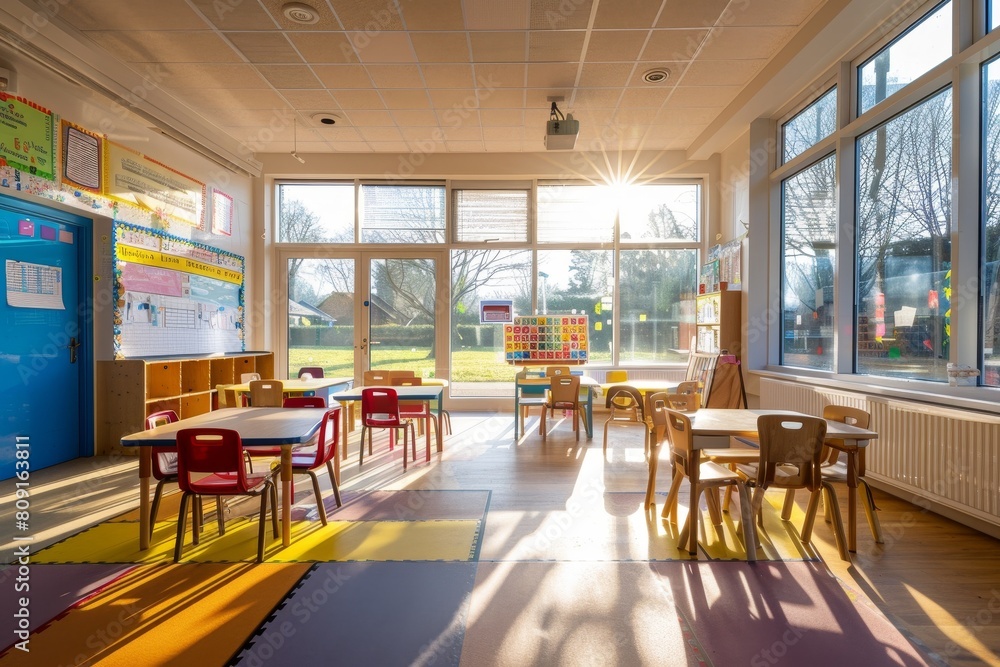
top-left (96, 351), bottom-right (274, 456)
top-left (695, 290), bottom-right (741, 359)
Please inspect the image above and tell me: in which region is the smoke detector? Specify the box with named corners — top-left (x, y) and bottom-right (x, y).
top-left (311, 112), bottom-right (343, 127)
top-left (642, 68), bottom-right (671, 84)
top-left (282, 3), bottom-right (320, 24)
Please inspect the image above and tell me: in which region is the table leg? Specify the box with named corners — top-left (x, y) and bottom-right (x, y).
top-left (139, 448), bottom-right (152, 550)
top-left (435, 398), bottom-right (443, 453)
top-left (281, 446), bottom-right (292, 548)
top-left (585, 391), bottom-right (593, 439)
top-left (845, 445), bottom-right (860, 552)
top-left (341, 400), bottom-right (351, 461)
top-left (513, 392), bottom-right (520, 439)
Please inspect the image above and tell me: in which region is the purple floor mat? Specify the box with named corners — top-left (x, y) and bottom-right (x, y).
top-left (658, 561), bottom-right (931, 666)
top-left (291, 489), bottom-right (490, 522)
top-left (233, 562), bottom-right (476, 667)
top-left (0, 563), bottom-right (135, 652)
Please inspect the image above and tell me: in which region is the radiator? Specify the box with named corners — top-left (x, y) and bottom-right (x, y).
top-left (759, 377), bottom-right (1000, 530)
top-left (591, 368), bottom-right (686, 383)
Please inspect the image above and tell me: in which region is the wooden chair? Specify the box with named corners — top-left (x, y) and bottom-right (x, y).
top-left (540, 375), bottom-right (584, 440)
top-left (735, 414), bottom-right (837, 554)
top-left (363, 370), bottom-right (392, 386)
top-left (249, 379), bottom-right (284, 407)
top-left (643, 391), bottom-right (699, 510)
top-left (359, 387), bottom-right (417, 469)
top-left (602, 385), bottom-right (644, 455)
top-left (545, 366), bottom-right (573, 418)
top-left (174, 428), bottom-right (278, 563)
top-left (391, 376), bottom-right (434, 463)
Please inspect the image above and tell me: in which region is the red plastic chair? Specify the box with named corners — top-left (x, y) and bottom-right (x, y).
top-left (391, 377), bottom-right (433, 464)
top-left (282, 396), bottom-right (327, 408)
top-left (174, 428), bottom-right (278, 563)
top-left (146, 410), bottom-right (180, 539)
top-left (298, 366), bottom-right (325, 379)
top-left (289, 408), bottom-right (342, 523)
top-left (359, 387), bottom-right (416, 469)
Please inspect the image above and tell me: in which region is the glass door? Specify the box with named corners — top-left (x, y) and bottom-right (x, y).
top-left (280, 250), bottom-right (445, 384)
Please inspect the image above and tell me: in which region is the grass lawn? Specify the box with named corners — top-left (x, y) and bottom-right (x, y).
top-left (289, 346), bottom-right (523, 382)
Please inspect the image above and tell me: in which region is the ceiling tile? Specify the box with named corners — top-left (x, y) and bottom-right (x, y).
top-left (653, 107), bottom-right (721, 124)
top-left (226, 33), bottom-right (301, 64)
top-left (410, 33), bottom-right (471, 63)
top-left (407, 138), bottom-right (448, 152)
top-left (258, 0), bottom-right (343, 30)
top-left (527, 31), bottom-right (586, 62)
top-left (189, 0), bottom-right (278, 30)
top-left (474, 64), bottom-right (526, 88)
top-left (255, 65), bottom-right (323, 89)
top-left (181, 88), bottom-right (290, 110)
top-left (447, 140), bottom-right (487, 151)
top-left (288, 33), bottom-right (360, 64)
top-left (280, 89), bottom-right (338, 108)
top-left (86, 31), bottom-right (240, 63)
top-left (329, 0), bottom-right (404, 30)
top-left (526, 64), bottom-right (578, 89)
top-left (401, 0), bottom-right (466, 30)
top-left (626, 61), bottom-right (688, 86)
top-left (366, 65), bottom-right (424, 88)
top-left (573, 88), bottom-right (623, 107)
top-left (483, 127), bottom-right (523, 141)
top-left (529, 0), bottom-right (594, 30)
top-left (697, 26), bottom-right (798, 60)
top-left (484, 141), bottom-right (525, 152)
top-left (479, 109), bottom-right (525, 126)
top-left (642, 29), bottom-right (710, 61)
top-left (441, 127), bottom-right (483, 141)
top-left (379, 89), bottom-right (433, 109)
top-left (619, 87), bottom-right (673, 108)
top-left (429, 89), bottom-right (478, 108)
top-left (525, 89), bottom-right (571, 107)
top-left (350, 32), bottom-right (417, 62)
top-left (312, 65), bottom-right (375, 89)
top-left (313, 126), bottom-right (364, 142)
top-left (726, 0), bottom-right (826, 27)
top-left (401, 126), bottom-right (443, 141)
top-left (585, 31), bottom-right (648, 62)
top-left (207, 108), bottom-right (292, 126)
top-left (580, 63), bottom-right (636, 87)
top-left (470, 32), bottom-right (527, 62)
top-left (422, 64), bottom-right (476, 89)
top-left (682, 59), bottom-right (767, 86)
top-left (462, 0), bottom-right (530, 30)
top-left (369, 141), bottom-right (412, 151)
top-left (158, 63), bottom-right (269, 89)
top-left (593, 0), bottom-right (662, 29)
top-left (390, 110), bottom-right (441, 126)
top-left (63, 0), bottom-right (206, 30)
top-left (333, 90), bottom-right (387, 109)
top-left (346, 110), bottom-right (395, 126)
top-left (665, 86), bottom-right (741, 108)
top-left (656, 0), bottom-right (729, 28)
top-left (479, 89), bottom-right (527, 108)
top-left (359, 127), bottom-right (405, 142)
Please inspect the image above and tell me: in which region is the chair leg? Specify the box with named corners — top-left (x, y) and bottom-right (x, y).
top-left (751, 486), bottom-right (767, 528)
top-left (860, 479), bottom-right (884, 543)
top-left (359, 426), bottom-right (368, 466)
top-left (539, 405), bottom-right (547, 438)
top-left (192, 497), bottom-right (202, 545)
top-left (426, 416), bottom-right (433, 462)
top-left (308, 471), bottom-right (328, 525)
top-left (326, 461), bottom-right (342, 507)
top-left (781, 489), bottom-right (796, 521)
top-left (821, 482), bottom-right (850, 561)
top-left (270, 483), bottom-right (279, 538)
top-left (216, 496), bottom-right (226, 536)
top-left (678, 485), bottom-right (700, 554)
top-left (603, 418), bottom-right (612, 454)
top-left (644, 445), bottom-right (660, 509)
top-left (440, 409), bottom-right (452, 435)
top-left (150, 478), bottom-right (168, 539)
top-left (801, 488), bottom-right (824, 544)
top-left (174, 492), bottom-right (190, 563)
top-left (662, 466), bottom-right (685, 521)
top-left (574, 405), bottom-right (580, 441)
top-left (735, 483), bottom-right (757, 562)
top-left (403, 426), bottom-right (409, 470)
top-left (257, 486), bottom-right (268, 563)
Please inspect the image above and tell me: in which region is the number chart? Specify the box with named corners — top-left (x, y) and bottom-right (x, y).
top-left (504, 315), bottom-right (589, 364)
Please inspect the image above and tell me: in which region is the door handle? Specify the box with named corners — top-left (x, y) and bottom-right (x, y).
top-left (360, 337), bottom-right (367, 351)
top-left (67, 337), bottom-right (80, 364)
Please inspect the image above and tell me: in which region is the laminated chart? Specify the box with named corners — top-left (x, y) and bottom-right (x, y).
top-left (504, 315), bottom-right (589, 364)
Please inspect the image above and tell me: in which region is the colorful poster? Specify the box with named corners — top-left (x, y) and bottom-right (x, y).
top-left (503, 315), bottom-right (589, 364)
top-left (212, 188), bottom-right (233, 236)
top-left (61, 120), bottom-right (102, 193)
top-left (0, 94), bottom-right (55, 180)
top-left (104, 141), bottom-right (205, 228)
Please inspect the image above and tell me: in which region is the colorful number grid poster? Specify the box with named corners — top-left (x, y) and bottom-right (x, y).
top-left (0, 94), bottom-right (54, 180)
top-left (504, 315), bottom-right (589, 363)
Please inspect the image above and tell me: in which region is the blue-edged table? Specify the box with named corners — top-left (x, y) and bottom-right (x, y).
top-left (332, 384), bottom-right (445, 457)
top-left (227, 376), bottom-right (354, 405)
top-left (122, 407), bottom-right (333, 550)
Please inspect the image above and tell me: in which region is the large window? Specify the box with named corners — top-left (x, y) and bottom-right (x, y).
top-left (856, 88), bottom-right (952, 382)
top-left (618, 184), bottom-right (700, 242)
top-left (857, 1), bottom-right (952, 115)
top-left (453, 188), bottom-right (529, 242)
top-left (982, 57), bottom-right (1000, 386)
top-left (782, 88), bottom-right (837, 163)
top-left (537, 250), bottom-right (614, 362)
top-left (619, 249), bottom-right (697, 364)
top-left (536, 184), bottom-right (616, 243)
top-left (277, 183), bottom-right (354, 242)
top-left (781, 155), bottom-right (837, 371)
top-left (360, 184), bottom-right (446, 243)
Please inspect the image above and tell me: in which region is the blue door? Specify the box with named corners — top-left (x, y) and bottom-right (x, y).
top-left (0, 195), bottom-right (92, 480)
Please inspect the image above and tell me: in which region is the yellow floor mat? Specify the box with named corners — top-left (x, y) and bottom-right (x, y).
top-left (33, 519), bottom-right (481, 564)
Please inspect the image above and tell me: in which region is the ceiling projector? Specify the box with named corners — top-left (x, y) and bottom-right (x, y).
top-left (544, 114), bottom-right (579, 150)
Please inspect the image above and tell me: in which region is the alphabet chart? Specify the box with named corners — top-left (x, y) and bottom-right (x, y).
top-left (504, 315), bottom-right (589, 364)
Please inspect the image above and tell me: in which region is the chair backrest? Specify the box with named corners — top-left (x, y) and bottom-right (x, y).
top-left (665, 392), bottom-right (698, 413)
top-left (675, 381), bottom-right (702, 410)
top-left (146, 410), bottom-right (179, 479)
top-left (241, 372), bottom-right (261, 383)
top-left (283, 396), bottom-right (327, 408)
top-left (390, 370), bottom-right (416, 380)
top-left (545, 366), bottom-right (572, 377)
top-left (516, 368), bottom-right (547, 397)
top-left (361, 387), bottom-right (402, 425)
top-left (146, 410), bottom-right (178, 430)
top-left (605, 385), bottom-right (643, 417)
top-left (294, 408), bottom-right (340, 467)
top-left (663, 407), bottom-right (695, 462)
top-left (175, 428), bottom-right (252, 494)
top-left (249, 379), bottom-right (284, 407)
top-left (548, 375), bottom-right (581, 405)
top-left (390, 376), bottom-right (422, 386)
top-left (605, 370), bottom-right (628, 384)
top-left (363, 370), bottom-right (392, 386)
top-left (755, 414), bottom-right (827, 491)
top-left (821, 405), bottom-right (871, 465)
top-left (703, 356), bottom-right (746, 409)
top-left (298, 366), bottom-right (324, 379)
top-left (646, 392), bottom-right (670, 447)
top-left (216, 384), bottom-right (238, 408)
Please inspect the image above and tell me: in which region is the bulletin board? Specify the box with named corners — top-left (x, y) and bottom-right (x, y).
top-left (112, 222), bottom-right (244, 359)
top-left (504, 315), bottom-right (589, 364)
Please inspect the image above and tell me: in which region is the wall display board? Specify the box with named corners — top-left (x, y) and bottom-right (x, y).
top-left (0, 94), bottom-right (54, 180)
top-left (105, 141), bottom-right (205, 229)
top-left (113, 222), bottom-right (243, 358)
top-left (61, 120), bottom-right (102, 193)
top-left (504, 315), bottom-right (589, 364)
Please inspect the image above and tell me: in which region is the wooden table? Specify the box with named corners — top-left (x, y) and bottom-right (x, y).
top-left (121, 407), bottom-right (332, 550)
top-left (332, 385), bottom-right (445, 457)
top-left (598, 378), bottom-right (682, 396)
top-left (684, 409), bottom-right (878, 554)
top-left (227, 376), bottom-right (354, 404)
top-left (514, 374), bottom-right (600, 439)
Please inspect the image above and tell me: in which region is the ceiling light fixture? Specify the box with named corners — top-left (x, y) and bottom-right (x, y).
top-left (291, 120), bottom-right (305, 164)
top-left (642, 68), bottom-right (671, 84)
top-left (282, 2), bottom-right (320, 24)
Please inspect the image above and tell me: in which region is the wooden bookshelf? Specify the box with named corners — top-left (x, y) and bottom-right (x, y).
top-left (695, 290), bottom-right (741, 359)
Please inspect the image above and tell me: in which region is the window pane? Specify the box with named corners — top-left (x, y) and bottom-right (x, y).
top-left (277, 183), bottom-right (354, 243)
top-left (857, 88), bottom-right (952, 382)
top-left (782, 88), bottom-right (837, 163)
top-left (992, 0), bottom-right (1000, 31)
top-left (537, 250), bottom-right (613, 363)
top-left (360, 184), bottom-right (446, 243)
top-left (450, 249), bottom-right (532, 396)
top-left (858, 2), bottom-right (951, 115)
top-left (781, 155), bottom-right (836, 371)
top-left (537, 184), bottom-right (615, 243)
top-left (454, 189), bottom-right (529, 242)
top-left (619, 249), bottom-right (697, 364)
top-left (287, 258), bottom-right (355, 379)
top-left (982, 57), bottom-right (1000, 386)
top-left (619, 184), bottom-right (700, 242)
top-left (369, 258), bottom-right (436, 375)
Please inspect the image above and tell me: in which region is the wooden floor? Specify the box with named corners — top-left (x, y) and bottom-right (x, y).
top-left (3, 411), bottom-right (999, 666)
